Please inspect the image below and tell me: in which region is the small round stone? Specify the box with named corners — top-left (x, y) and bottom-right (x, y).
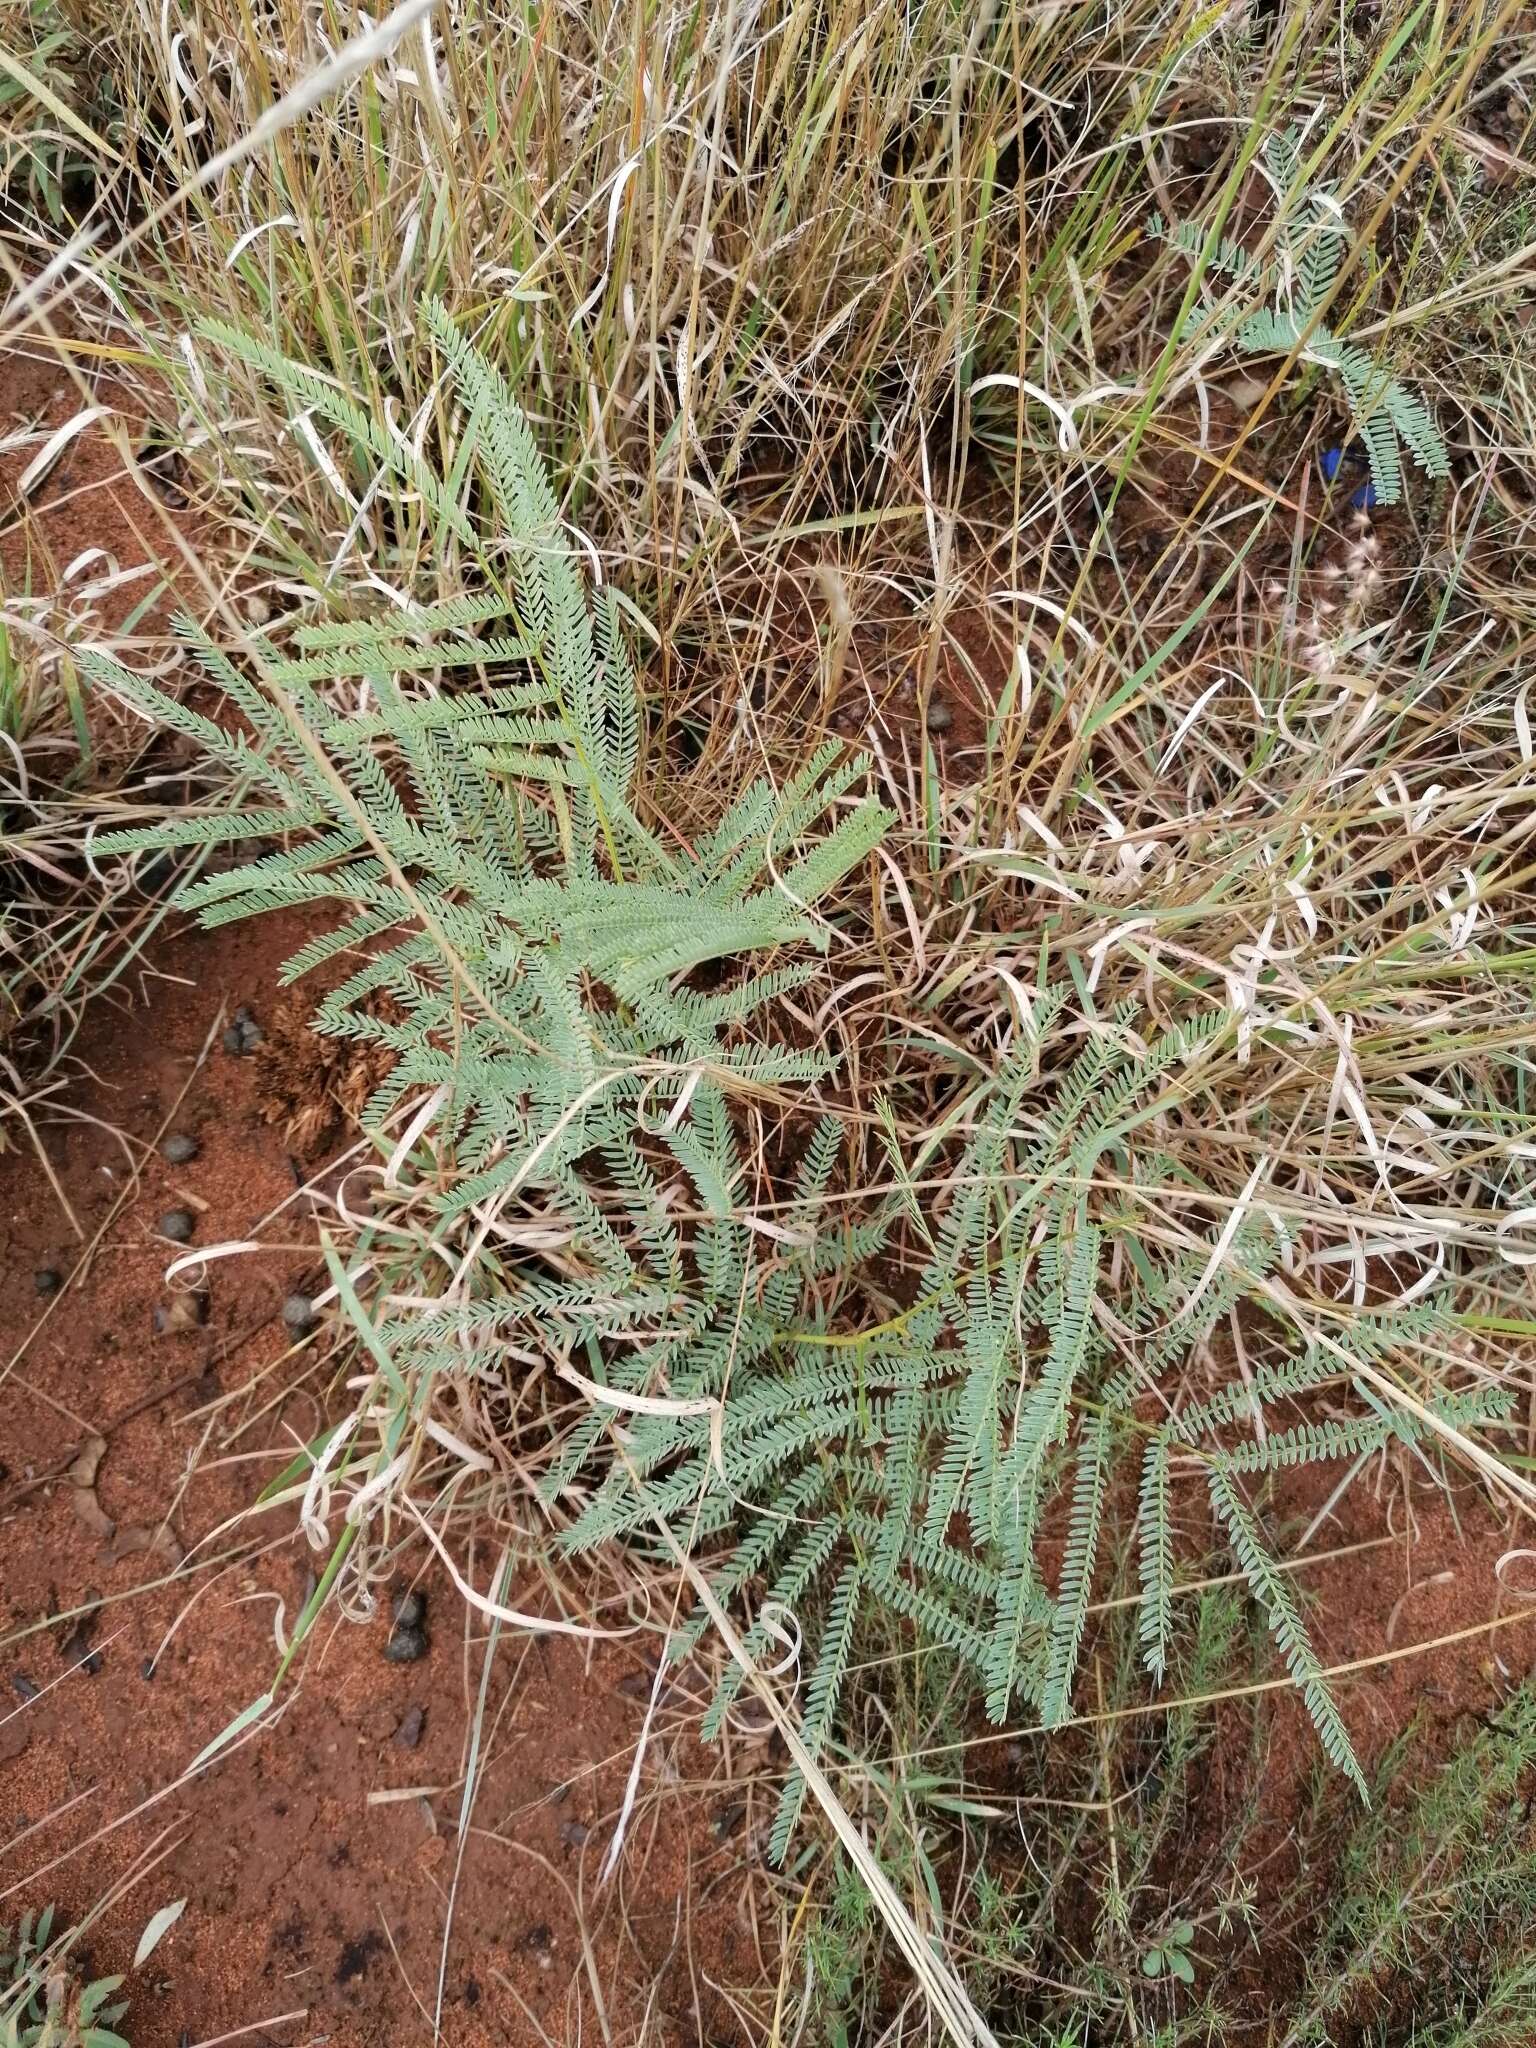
top-left (158, 1209), bottom-right (196, 1244)
top-left (161, 1132), bottom-right (200, 1165)
top-left (34, 1267), bottom-right (62, 1298)
top-left (282, 1292), bottom-right (317, 1334)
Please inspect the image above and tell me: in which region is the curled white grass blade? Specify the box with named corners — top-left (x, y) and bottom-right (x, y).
top-left (300, 1409), bottom-right (360, 1548)
top-left (420, 1416), bottom-right (494, 1471)
top-left (570, 154), bottom-right (643, 328)
top-left (1496, 1206), bottom-right (1536, 1267)
top-left (601, 1660), bottom-right (664, 1884)
top-left (755, 1600), bottom-right (804, 1681)
top-left (990, 583), bottom-right (1101, 653)
top-left (969, 371), bottom-right (1138, 454)
top-left (223, 216), bottom-right (300, 268)
top-left (402, 1497), bottom-right (639, 1640)
top-left (1159, 671), bottom-right (1265, 771)
top-left (555, 1362), bottom-right (726, 1479)
top-left (17, 407), bottom-right (111, 498)
top-left (163, 1240), bottom-right (266, 1282)
top-left (1178, 1153), bottom-right (1272, 1324)
top-left (383, 1084), bottom-right (448, 1185)
top-left (1086, 916), bottom-right (1155, 992)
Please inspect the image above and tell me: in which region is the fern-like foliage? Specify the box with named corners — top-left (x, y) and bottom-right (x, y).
top-left (86, 306), bottom-right (1499, 1856)
top-left (85, 304), bottom-right (893, 1204)
top-left (1149, 129), bottom-right (1449, 505)
top-left (550, 1006), bottom-right (1506, 1832)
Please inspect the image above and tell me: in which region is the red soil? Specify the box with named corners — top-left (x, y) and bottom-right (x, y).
top-left (0, 910), bottom-right (768, 2048)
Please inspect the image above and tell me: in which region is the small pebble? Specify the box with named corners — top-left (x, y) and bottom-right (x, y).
top-left (161, 1132), bottom-right (200, 1165)
top-left (33, 1267), bottom-right (61, 1298)
top-left (158, 1208), bottom-right (196, 1244)
top-left (1224, 371), bottom-right (1269, 408)
top-left (282, 1293), bottom-right (317, 1335)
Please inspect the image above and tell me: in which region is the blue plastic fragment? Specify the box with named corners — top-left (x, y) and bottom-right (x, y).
top-left (1320, 443), bottom-right (1377, 510)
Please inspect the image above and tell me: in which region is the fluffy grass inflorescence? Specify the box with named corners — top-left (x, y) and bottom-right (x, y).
top-left (5, 0), bottom-right (1536, 2037)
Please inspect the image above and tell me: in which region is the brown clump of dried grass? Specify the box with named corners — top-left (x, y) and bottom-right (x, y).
top-left (252, 994), bottom-right (394, 1157)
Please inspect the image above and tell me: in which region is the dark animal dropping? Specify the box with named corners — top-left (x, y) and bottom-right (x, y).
top-left (223, 1005), bottom-right (264, 1054)
top-left (385, 1588), bottom-right (429, 1661)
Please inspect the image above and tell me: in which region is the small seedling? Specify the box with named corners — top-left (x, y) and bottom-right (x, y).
top-left (1140, 1920), bottom-right (1197, 1986)
top-left (1, 1904), bottom-right (131, 2048)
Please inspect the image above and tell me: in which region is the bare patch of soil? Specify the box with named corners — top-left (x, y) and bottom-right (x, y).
top-left (0, 911), bottom-right (768, 2048)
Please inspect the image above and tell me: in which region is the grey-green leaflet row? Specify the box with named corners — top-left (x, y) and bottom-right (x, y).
top-left (86, 302), bottom-right (1495, 1854)
top-left (1149, 127), bottom-right (1449, 506)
